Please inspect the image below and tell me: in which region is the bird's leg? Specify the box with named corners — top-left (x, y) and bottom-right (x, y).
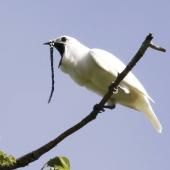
top-left (93, 104), bottom-right (105, 113)
top-left (103, 104), bottom-right (116, 110)
top-left (93, 103), bottom-right (116, 113)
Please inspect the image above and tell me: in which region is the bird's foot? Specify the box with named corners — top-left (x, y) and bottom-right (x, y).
top-left (93, 104), bottom-right (116, 113)
top-left (93, 104), bottom-right (105, 113)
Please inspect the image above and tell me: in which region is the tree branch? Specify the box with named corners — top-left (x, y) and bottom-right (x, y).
top-left (149, 42), bottom-right (166, 52)
top-left (0, 33), bottom-right (166, 170)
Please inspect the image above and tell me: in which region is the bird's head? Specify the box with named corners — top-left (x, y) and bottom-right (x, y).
top-left (44, 35), bottom-right (81, 67)
top-left (44, 35), bottom-right (84, 103)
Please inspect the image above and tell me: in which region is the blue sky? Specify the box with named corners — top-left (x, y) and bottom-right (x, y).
top-left (0, 1), bottom-right (169, 170)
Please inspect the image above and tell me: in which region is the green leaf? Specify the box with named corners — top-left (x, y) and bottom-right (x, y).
top-left (0, 150), bottom-right (16, 167)
top-left (42, 156), bottom-right (70, 170)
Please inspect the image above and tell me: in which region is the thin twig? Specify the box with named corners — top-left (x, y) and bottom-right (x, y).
top-left (149, 42), bottom-right (166, 52)
top-left (0, 33), bottom-right (166, 170)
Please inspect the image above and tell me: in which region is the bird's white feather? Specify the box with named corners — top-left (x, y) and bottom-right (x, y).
top-left (56, 36), bottom-right (162, 133)
top-left (88, 49), bottom-right (162, 133)
top-left (89, 49), bottom-right (153, 101)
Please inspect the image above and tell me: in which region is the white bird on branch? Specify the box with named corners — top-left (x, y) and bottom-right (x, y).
top-left (44, 35), bottom-right (162, 133)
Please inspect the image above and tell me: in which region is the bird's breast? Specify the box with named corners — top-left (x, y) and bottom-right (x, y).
top-left (60, 56), bottom-right (91, 86)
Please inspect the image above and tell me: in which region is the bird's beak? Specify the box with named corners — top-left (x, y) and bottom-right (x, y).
top-left (43, 39), bottom-right (64, 68)
top-left (43, 40), bottom-right (55, 46)
top-left (43, 42), bottom-right (51, 45)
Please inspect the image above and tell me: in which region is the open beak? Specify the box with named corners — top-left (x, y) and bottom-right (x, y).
top-left (43, 39), bottom-right (64, 68)
top-left (43, 40), bottom-right (55, 46)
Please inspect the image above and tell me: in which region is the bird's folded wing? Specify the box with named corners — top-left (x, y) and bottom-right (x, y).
top-left (89, 48), bottom-right (154, 102)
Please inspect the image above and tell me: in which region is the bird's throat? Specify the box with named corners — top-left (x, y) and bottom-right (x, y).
top-left (54, 42), bottom-right (65, 68)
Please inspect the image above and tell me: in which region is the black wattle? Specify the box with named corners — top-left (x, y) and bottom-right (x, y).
top-left (54, 42), bottom-right (65, 67)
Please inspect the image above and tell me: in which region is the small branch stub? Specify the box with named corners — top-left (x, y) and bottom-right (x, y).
top-left (149, 42), bottom-right (166, 52)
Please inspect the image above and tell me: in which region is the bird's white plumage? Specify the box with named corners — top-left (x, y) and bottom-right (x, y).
top-left (54, 35), bottom-right (162, 133)
top-left (89, 49), bottom-right (154, 101)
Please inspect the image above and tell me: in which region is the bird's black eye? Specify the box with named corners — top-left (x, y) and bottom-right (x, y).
top-left (61, 37), bottom-right (67, 42)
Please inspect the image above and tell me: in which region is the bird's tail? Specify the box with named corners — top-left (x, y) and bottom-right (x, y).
top-left (144, 106), bottom-right (162, 133)
top-left (141, 96), bottom-right (162, 133)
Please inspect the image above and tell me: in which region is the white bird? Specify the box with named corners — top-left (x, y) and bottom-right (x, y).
top-left (44, 35), bottom-right (162, 133)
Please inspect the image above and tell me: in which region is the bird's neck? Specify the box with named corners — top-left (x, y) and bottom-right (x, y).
top-left (60, 43), bottom-right (89, 72)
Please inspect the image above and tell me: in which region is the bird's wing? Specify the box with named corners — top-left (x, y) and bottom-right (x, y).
top-left (89, 48), bottom-right (153, 101)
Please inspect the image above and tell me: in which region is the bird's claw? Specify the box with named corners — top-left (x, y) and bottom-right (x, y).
top-left (93, 104), bottom-right (105, 113)
top-left (93, 104), bottom-right (116, 113)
